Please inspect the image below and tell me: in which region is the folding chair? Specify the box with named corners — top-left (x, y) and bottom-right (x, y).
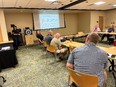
top-left (46, 45), bottom-right (57, 63)
top-left (43, 41), bottom-right (48, 49)
top-left (68, 68), bottom-right (98, 87)
top-left (69, 46), bottom-right (75, 53)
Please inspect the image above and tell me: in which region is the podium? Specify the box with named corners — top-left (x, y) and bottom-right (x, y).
top-left (25, 35), bottom-right (34, 45)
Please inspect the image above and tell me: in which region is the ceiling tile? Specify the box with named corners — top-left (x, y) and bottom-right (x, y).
top-left (0, 0), bottom-right (116, 10)
top-left (0, 0), bottom-right (3, 7)
top-left (15, 0), bottom-right (31, 7)
top-left (68, 0), bottom-right (116, 10)
top-left (3, 0), bottom-right (17, 7)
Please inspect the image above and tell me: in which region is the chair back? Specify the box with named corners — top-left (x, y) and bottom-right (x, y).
top-left (69, 46), bottom-right (75, 53)
top-left (43, 41), bottom-right (48, 48)
top-left (47, 45), bottom-right (56, 53)
top-left (68, 68), bottom-right (98, 87)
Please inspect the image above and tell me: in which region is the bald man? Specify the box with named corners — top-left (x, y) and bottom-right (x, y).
top-left (50, 33), bottom-right (67, 59)
top-left (50, 33), bottom-right (61, 49)
top-left (67, 33), bottom-right (108, 87)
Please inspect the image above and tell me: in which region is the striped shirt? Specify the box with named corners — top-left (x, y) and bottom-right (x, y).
top-left (67, 42), bottom-right (108, 87)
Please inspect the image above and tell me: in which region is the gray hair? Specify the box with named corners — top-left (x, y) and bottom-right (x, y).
top-left (87, 33), bottom-right (100, 44)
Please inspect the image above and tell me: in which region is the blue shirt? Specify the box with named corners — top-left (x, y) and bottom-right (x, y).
top-left (67, 42), bottom-right (108, 87)
top-left (108, 28), bottom-right (114, 33)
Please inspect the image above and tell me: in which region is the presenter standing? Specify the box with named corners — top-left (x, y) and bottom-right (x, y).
top-left (12, 25), bottom-right (22, 50)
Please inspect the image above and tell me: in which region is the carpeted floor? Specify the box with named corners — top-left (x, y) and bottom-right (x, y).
top-left (0, 42), bottom-right (115, 87)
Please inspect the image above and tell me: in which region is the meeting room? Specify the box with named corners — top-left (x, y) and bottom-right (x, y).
top-left (0, 0), bottom-right (116, 87)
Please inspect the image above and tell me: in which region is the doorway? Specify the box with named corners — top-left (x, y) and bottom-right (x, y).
top-left (99, 16), bottom-right (103, 31)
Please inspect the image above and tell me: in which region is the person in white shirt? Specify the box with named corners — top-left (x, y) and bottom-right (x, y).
top-left (92, 25), bottom-right (101, 32)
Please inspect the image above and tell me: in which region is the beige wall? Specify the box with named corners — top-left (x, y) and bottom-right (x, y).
top-left (5, 13), bottom-right (78, 40)
top-left (0, 27), bottom-right (3, 42)
top-left (90, 11), bottom-right (106, 31)
top-left (105, 10), bottom-right (116, 27)
top-left (0, 10), bottom-right (8, 42)
top-left (4, 10), bottom-right (116, 42)
top-left (78, 12), bottom-right (91, 33)
top-left (5, 13), bottom-right (33, 32)
top-left (5, 13), bottom-right (33, 41)
top-left (77, 11), bottom-right (106, 33)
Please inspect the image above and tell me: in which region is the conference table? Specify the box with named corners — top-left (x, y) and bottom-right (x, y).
top-left (73, 33), bottom-right (88, 39)
top-left (99, 46), bottom-right (116, 71)
top-left (63, 33), bottom-right (88, 41)
top-left (98, 32), bottom-right (116, 35)
top-left (62, 41), bottom-right (84, 47)
top-left (98, 31), bottom-right (116, 39)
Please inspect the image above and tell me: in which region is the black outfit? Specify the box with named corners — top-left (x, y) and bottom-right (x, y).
top-left (101, 28), bottom-right (114, 44)
top-left (12, 29), bottom-right (23, 50)
top-left (36, 33), bottom-right (44, 41)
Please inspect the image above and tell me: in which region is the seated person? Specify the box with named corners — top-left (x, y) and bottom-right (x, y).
top-left (67, 33), bottom-right (108, 87)
top-left (101, 24), bottom-right (114, 42)
top-left (36, 30), bottom-right (44, 43)
top-left (50, 33), bottom-right (67, 59)
top-left (92, 25), bottom-right (101, 32)
top-left (44, 30), bottom-right (53, 45)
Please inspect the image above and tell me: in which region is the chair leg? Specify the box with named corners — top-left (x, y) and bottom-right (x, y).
top-left (112, 71), bottom-right (116, 87)
top-left (46, 51), bottom-right (48, 64)
top-left (68, 75), bottom-right (70, 86)
top-left (54, 53), bottom-right (57, 62)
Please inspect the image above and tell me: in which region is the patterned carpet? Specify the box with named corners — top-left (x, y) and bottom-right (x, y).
top-left (0, 43), bottom-right (115, 87)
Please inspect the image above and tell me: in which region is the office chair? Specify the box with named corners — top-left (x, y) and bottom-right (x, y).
top-left (68, 68), bottom-right (98, 87)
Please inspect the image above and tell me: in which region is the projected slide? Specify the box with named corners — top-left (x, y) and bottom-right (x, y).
top-left (33, 12), bottom-right (65, 30)
top-left (39, 14), bottom-right (59, 29)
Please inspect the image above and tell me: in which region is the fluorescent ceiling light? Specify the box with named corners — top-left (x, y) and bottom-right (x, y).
top-left (94, 1), bottom-right (106, 5)
top-left (113, 4), bottom-right (116, 6)
top-left (45, 0), bottom-right (56, 2)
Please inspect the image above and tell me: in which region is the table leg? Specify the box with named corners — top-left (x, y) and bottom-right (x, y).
top-left (108, 59), bottom-right (116, 72)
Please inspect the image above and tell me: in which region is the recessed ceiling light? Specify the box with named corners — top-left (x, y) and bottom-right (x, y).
top-left (52, 1), bottom-right (61, 5)
top-left (45, 0), bottom-right (56, 2)
top-left (113, 4), bottom-right (116, 6)
top-left (94, 1), bottom-right (106, 5)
